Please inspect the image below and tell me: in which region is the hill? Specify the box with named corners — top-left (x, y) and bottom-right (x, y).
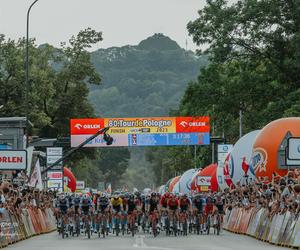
top-left (89, 33), bottom-right (207, 117)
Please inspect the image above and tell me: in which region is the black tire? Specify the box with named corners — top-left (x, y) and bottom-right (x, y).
top-left (165, 217), bottom-right (170, 236)
top-left (86, 221), bottom-right (91, 239)
top-left (61, 221), bottom-right (65, 239)
top-left (207, 217), bottom-right (210, 235)
top-left (116, 218), bottom-right (120, 237)
top-left (183, 221), bottom-right (188, 236)
top-left (216, 215), bottom-right (221, 235)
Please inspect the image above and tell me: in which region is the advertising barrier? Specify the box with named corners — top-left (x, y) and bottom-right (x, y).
top-left (0, 208), bottom-right (56, 247)
top-left (224, 207), bottom-right (300, 248)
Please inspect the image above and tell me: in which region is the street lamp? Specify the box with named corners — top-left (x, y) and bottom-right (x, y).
top-left (25, 0), bottom-right (40, 147)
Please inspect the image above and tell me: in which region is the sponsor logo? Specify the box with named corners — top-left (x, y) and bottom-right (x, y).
top-left (180, 121), bottom-right (188, 127)
top-left (252, 147), bottom-right (268, 173)
top-left (73, 123), bottom-right (101, 131)
top-left (180, 121), bottom-right (206, 128)
top-left (74, 124), bottom-right (82, 130)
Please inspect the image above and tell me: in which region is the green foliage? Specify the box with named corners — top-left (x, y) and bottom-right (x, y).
top-left (147, 0), bottom-right (300, 185)
top-left (0, 29), bottom-right (106, 186)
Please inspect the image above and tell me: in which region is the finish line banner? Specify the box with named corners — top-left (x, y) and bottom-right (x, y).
top-left (70, 117), bottom-right (210, 147)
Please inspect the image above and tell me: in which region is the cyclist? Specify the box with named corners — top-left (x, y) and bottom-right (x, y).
top-left (96, 193), bottom-right (110, 235)
top-left (127, 194), bottom-right (138, 233)
top-left (80, 194), bottom-right (93, 235)
top-left (167, 194), bottom-right (179, 229)
top-left (160, 192), bottom-right (170, 211)
top-left (179, 194), bottom-right (191, 232)
top-left (110, 193), bottom-right (123, 232)
top-left (214, 194), bottom-right (225, 230)
top-left (71, 194), bottom-right (81, 235)
top-left (57, 194), bottom-right (70, 236)
top-left (192, 193), bottom-right (205, 233)
top-left (148, 192), bottom-right (160, 235)
top-left (204, 194), bottom-right (214, 232)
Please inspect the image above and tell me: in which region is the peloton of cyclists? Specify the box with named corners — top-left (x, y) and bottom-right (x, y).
top-left (54, 189), bottom-right (225, 239)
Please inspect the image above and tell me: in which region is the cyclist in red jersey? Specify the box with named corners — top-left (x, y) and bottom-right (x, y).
top-left (160, 192), bottom-right (170, 209)
top-left (167, 194), bottom-right (179, 222)
top-left (179, 194), bottom-right (191, 232)
top-left (205, 196), bottom-right (214, 215)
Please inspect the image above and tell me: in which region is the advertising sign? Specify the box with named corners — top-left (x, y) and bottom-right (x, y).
top-left (47, 171), bottom-right (63, 179)
top-left (70, 117), bottom-right (210, 147)
top-left (196, 176), bottom-right (211, 186)
top-left (287, 138), bottom-right (300, 166)
top-left (47, 171), bottom-right (63, 192)
top-left (47, 147), bottom-right (62, 170)
top-left (47, 147), bottom-right (63, 156)
top-left (217, 144), bottom-right (233, 167)
top-left (76, 181), bottom-right (85, 190)
top-left (47, 179), bottom-right (63, 191)
top-left (0, 150), bottom-right (27, 170)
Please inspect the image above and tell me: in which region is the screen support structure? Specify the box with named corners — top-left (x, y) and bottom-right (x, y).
top-left (41, 127), bottom-right (110, 175)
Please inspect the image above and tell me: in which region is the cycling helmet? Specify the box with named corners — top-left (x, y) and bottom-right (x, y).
top-left (151, 192), bottom-right (156, 197)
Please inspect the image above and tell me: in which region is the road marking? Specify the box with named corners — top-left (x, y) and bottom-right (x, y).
top-left (133, 235), bottom-right (183, 250)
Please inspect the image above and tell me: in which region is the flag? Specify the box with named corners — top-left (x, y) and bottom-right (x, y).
top-left (105, 184), bottom-right (112, 194)
top-left (28, 159), bottom-right (43, 190)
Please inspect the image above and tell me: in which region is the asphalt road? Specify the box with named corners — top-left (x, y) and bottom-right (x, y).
top-left (6, 231), bottom-right (289, 250)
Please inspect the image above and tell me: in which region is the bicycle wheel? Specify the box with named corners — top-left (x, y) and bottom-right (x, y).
top-left (165, 217), bottom-right (170, 236)
top-left (115, 218), bottom-right (120, 236)
top-left (61, 220), bottom-right (65, 239)
top-left (86, 220), bottom-right (91, 239)
top-left (206, 216), bottom-right (210, 235)
top-left (183, 220), bottom-right (188, 236)
top-left (217, 215), bottom-right (221, 235)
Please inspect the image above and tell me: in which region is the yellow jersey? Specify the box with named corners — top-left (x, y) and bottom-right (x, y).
top-left (110, 197), bottom-right (123, 207)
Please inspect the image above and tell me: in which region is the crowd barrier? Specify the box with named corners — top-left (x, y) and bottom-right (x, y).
top-left (224, 207), bottom-right (300, 248)
top-left (0, 208), bottom-right (56, 248)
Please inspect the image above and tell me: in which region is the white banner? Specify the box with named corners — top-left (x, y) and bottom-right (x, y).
top-left (218, 144), bottom-right (233, 166)
top-left (47, 147), bottom-right (63, 156)
top-left (28, 159), bottom-right (43, 190)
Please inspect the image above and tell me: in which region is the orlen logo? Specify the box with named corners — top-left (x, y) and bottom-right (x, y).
top-left (180, 121), bottom-right (206, 127)
top-left (180, 121), bottom-right (188, 127)
top-left (252, 147), bottom-right (268, 173)
top-left (74, 124), bottom-right (101, 130)
top-left (74, 124), bottom-right (82, 129)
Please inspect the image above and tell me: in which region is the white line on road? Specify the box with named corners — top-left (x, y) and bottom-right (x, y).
top-left (133, 235), bottom-right (184, 250)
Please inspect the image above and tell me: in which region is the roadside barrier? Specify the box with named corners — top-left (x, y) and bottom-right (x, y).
top-left (224, 207), bottom-right (300, 248)
top-left (0, 208), bottom-right (56, 248)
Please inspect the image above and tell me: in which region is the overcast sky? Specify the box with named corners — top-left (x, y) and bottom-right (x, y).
top-left (0, 0), bottom-right (235, 50)
top-left (0, 0), bottom-right (234, 51)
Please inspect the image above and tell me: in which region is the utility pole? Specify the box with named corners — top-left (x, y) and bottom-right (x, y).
top-left (239, 102), bottom-right (243, 138)
top-left (25, 0), bottom-right (40, 147)
top-left (194, 145), bottom-right (197, 168)
top-left (211, 105), bottom-right (215, 163)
